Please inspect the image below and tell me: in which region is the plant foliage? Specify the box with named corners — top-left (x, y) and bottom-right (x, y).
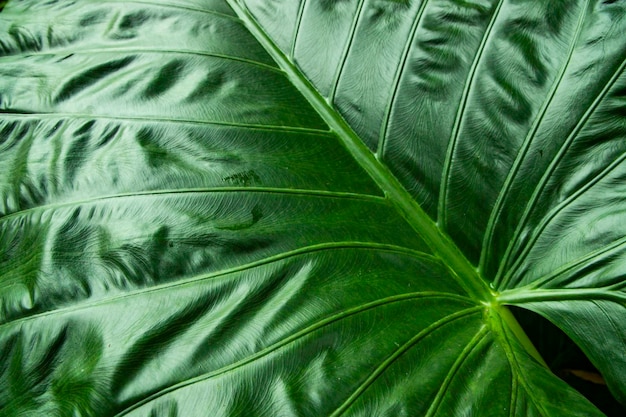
top-left (1, 0), bottom-right (625, 415)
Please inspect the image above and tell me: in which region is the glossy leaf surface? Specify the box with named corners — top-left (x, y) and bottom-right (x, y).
top-left (1, 0), bottom-right (625, 415)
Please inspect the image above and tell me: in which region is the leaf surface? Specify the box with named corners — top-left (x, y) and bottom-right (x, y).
top-left (1, 0), bottom-right (625, 416)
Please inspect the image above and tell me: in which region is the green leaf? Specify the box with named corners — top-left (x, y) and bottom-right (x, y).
top-left (0, 0), bottom-right (624, 416)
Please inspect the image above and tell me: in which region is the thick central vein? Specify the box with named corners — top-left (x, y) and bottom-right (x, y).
top-left (226, 0), bottom-right (493, 303)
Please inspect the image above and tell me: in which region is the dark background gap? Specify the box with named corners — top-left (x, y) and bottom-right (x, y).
top-left (511, 306), bottom-right (626, 416)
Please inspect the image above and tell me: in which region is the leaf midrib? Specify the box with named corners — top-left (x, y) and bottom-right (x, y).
top-left (225, 0), bottom-right (493, 303)
top-left (495, 312), bottom-right (552, 416)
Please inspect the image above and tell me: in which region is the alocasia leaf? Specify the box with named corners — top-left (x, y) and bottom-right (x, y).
top-left (0, 0), bottom-right (624, 415)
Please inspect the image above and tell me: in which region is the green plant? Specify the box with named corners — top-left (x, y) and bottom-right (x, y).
top-left (1, 0), bottom-right (625, 415)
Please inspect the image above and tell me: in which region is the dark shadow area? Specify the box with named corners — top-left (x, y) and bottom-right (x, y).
top-left (512, 306), bottom-right (625, 417)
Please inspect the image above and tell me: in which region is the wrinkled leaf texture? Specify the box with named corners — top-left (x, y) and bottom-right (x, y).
top-left (1, 0), bottom-right (625, 416)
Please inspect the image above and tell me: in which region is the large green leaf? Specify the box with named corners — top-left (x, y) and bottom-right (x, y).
top-left (1, 0), bottom-right (625, 415)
